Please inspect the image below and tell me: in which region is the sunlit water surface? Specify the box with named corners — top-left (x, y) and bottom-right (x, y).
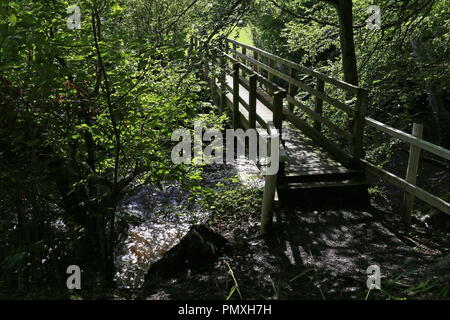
top-left (114, 159), bottom-right (263, 289)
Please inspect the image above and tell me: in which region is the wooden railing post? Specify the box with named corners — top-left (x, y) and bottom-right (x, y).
top-left (232, 42), bottom-right (237, 59)
top-left (232, 62), bottom-right (240, 129)
top-left (249, 74), bottom-right (257, 129)
top-left (268, 58), bottom-right (275, 95)
top-left (352, 88), bottom-right (368, 166)
top-left (314, 79), bottom-right (325, 132)
top-left (288, 67), bottom-right (298, 112)
top-left (241, 47), bottom-right (247, 77)
top-left (402, 123), bottom-right (424, 226)
top-left (260, 122), bottom-right (279, 236)
top-left (253, 51), bottom-right (259, 73)
top-left (273, 90), bottom-right (286, 140)
top-left (261, 173), bottom-right (277, 236)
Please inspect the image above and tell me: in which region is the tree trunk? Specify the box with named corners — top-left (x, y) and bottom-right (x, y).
top-left (323, 0), bottom-right (359, 86)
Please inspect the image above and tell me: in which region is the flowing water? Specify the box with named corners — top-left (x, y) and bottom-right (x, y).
top-left (114, 159), bottom-right (264, 289)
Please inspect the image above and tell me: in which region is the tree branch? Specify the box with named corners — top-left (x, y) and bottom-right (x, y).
top-left (268, 0), bottom-right (339, 27)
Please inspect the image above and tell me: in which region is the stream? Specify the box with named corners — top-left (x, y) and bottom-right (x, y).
top-left (114, 159), bottom-right (264, 289)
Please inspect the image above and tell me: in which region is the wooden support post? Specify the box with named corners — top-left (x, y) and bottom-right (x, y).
top-left (233, 43), bottom-right (237, 59)
top-left (273, 90), bottom-right (286, 140)
top-left (261, 123), bottom-right (279, 236)
top-left (402, 123), bottom-right (424, 226)
top-left (261, 173), bottom-right (277, 236)
top-left (288, 67), bottom-right (298, 112)
top-left (352, 88), bottom-right (368, 166)
top-left (314, 79), bottom-right (325, 132)
top-left (232, 63), bottom-right (240, 129)
top-left (249, 74), bottom-right (257, 129)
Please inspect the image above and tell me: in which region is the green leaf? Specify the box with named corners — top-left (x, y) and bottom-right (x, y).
top-left (8, 15), bottom-right (17, 26)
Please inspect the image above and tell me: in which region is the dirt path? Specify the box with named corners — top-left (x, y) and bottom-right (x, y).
top-left (263, 204), bottom-right (448, 299)
top-left (144, 199), bottom-right (449, 300)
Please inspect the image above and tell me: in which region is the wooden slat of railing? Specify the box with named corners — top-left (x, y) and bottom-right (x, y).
top-left (239, 113), bottom-right (251, 129)
top-left (361, 159), bottom-right (450, 215)
top-left (223, 54), bottom-right (253, 75)
top-left (256, 91), bottom-right (274, 110)
top-left (238, 75), bottom-right (274, 110)
top-left (286, 95), bottom-right (353, 142)
top-left (238, 95), bottom-right (249, 110)
top-left (283, 106), bottom-right (352, 167)
top-left (229, 48), bottom-right (354, 115)
top-left (227, 38), bottom-right (360, 94)
top-left (241, 47), bottom-right (247, 76)
top-left (222, 50), bottom-right (285, 92)
top-left (237, 95), bottom-right (267, 129)
top-left (365, 118), bottom-right (450, 160)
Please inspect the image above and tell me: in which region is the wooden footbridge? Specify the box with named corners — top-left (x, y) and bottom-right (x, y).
top-left (191, 38), bottom-right (450, 234)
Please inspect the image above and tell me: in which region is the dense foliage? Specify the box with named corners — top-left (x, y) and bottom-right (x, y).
top-left (248, 0), bottom-right (449, 148)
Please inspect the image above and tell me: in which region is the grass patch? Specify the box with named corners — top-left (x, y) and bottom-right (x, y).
top-left (229, 27), bottom-right (254, 46)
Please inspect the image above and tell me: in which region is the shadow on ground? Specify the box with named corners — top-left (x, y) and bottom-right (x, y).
top-left (137, 158), bottom-right (449, 300)
top-left (142, 197), bottom-right (449, 300)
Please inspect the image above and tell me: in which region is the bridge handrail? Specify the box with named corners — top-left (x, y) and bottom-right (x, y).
top-left (226, 38), bottom-right (360, 94)
top-left (362, 118), bottom-right (450, 216)
top-left (365, 117), bottom-right (450, 160)
top-left (216, 49), bottom-right (287, 93)
top-left (228, 47), bottom-right (356, 115)
top-left (361, 159), bottom-right (450, 215)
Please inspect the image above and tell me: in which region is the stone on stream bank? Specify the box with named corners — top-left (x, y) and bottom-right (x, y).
top-left (142, 225), bottom-right (230, 290)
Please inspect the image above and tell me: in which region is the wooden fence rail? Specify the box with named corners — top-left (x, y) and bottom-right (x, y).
top-left (363, 120), bottom-right (450, 217)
